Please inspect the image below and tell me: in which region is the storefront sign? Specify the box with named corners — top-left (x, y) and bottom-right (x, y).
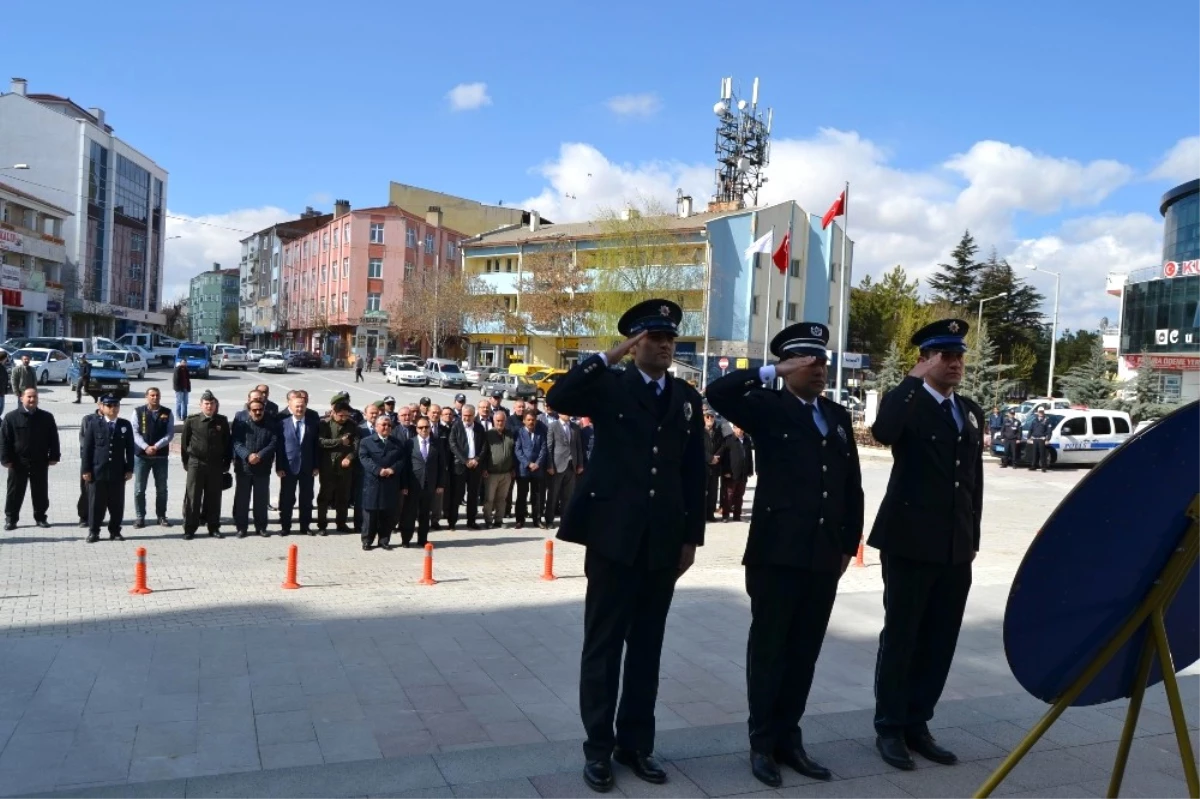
top-left (1125, 354), bottom-right (1200, 371)
top-left (362, 310), bottom-right (389, 321)
top-left (0, 229), bottom-right (22, 253)
top-left (1, 289), bottom-right (22, 307)
top-left (1162, 260), bottom-right (1200, 279)
top-left (46, 300), bottom-right (60, 313)
top-left (1, 264), bottom-right (20, 289)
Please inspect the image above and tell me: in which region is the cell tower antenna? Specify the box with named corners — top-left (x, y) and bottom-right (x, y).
top-left (710, 76), bottom-right (772, 210)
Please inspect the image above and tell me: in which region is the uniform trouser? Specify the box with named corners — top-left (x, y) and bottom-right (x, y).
top-left (317, 471), bottom-right (352, 529)
top-left (544, 468), bottom-right (576, 526)
top-left (482, 472), bottom-right (512, 523)
top-left (1030, 439), bottom-right (1049, 470)
top-left (184, 461), bottom-right (223, 534)
top-left (400, 489), bottom-right (434, 546)
top-left (352, 466), bottom-right (364, 531)
top-left (873, 553), bottom-right (972, 736)
top-left (745, 566), bottom-right (840, 754)
top-left (722, 476), bottom-right (748, 518)
top-left (233, 470), bottom-right (270, 533)
top-left (5, 463), bottom-right (49, 524)
top-left (1000, 439), bottom-right (1019, 467)
top-left (579, 548), bottom-right (678, 762)
top-left (77, 478), bottom-right (88, 522)
top-left (705, 472), bottom-right (721, 518)
top-left (88, 476), bottom-right (126, 536)
top-left (133, 456), bottom-right (169, 520)
top-left (362, 508), bottom-right (393, 547)
top-left (279, 473), bottom-right (314, 533)
top-left (448, 468), bottom-right (483, 526)
top-left (515, 474), bottom-right (544, 525)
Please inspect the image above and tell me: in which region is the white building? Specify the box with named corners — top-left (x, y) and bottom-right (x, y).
top-left (0, 77), bottom-right (169, 338)
top-left (0, 182), bottom-right (72, 339)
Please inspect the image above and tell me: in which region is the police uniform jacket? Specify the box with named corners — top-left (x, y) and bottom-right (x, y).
top-left (318, 417), bottom-right (359, 476)
top-left (546, 354), bottom-right (706, 571)
top-left (181, 413), bottom-right (232, 470)
top-left (868, 376), bottom-right (984, 565)
top-left (1001, 418), bottom-right (1021, 441)
top-left (1028, 418), bottom-right (1052, 439)
top-left (706, 371), bottom-right (863, 571)
top-left (0, 407), bottom-right (61, 467)
top-left (232, 417), bottom-right (278, 475)
top-left (81, 414), bottom-right (134, 480)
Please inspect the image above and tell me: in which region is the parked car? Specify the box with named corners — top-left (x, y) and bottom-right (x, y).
top-left (98, 349), bottom-right (148, 379)
top-left (245, 348), bottom-right (265, 363)
top-left (213, 344), bottom-right (249, 370)
top-left (12, 348), bottom-right (71, 384)
top-left (480, 372), bottom-right (537, 401)
top-left (287, 351), bottom-right (322, 368)
top-left (69, 355), bottom-right (131, 401)
top-left (176, 343), bottom-right (211, 378)
top-left (424, 358), bottom-right (469, 388)
top-left (115, 332), bottom-right (182, 366)
top-left (992, 408), bottom-right (1133, 467)
top-left (464, 365), bottom-right (500, 385)
top-left (527, 369), bottom-right (567, 398)
top-left (388, 361), bottom-right (428, 386)
top-left (257, 351), bottom-right (288, 374)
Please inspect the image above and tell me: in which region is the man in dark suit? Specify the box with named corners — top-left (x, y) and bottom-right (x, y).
top-left (399, 413), bottom-right (446, 547)
top-left (513, 410), bottom-right (547, 529)
top-left (358, 414), bottom-right (408, 551)
top-left (1, 387), bottom-right (60, 530)
top-left (869, 318), bottom-right (984, 771)
top-left (706, 322), bottom-right (864, 787)
top-left (547, 298), bottom-right (706, 793)
top-left (81, 394), bottom-right (135, 542)
top-left (232, 397), bottom-right (277, 538)
top-left (719, 424), bottom-right (754, 522)
top-left (276, 389), bottom-right (320, 536)
top-left (543, 403), bottom-right (583, 529)
top-left (702, 411), bottom-right (724, 522)
top-left (447, 404), bottom-right (488, 530)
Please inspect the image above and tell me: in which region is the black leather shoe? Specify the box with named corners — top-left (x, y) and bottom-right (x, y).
top-left (362, 544), bottom-right (372, 551)
top-left (109, 533), bottom-right (125, 541)
top-left (258, 530), bottom-right (270, 538)
top-left (209, 531), bottom-right (224, 539)
top-left (237, 531), bottom-right (248, 539)
top-left (775, 746), bottom-right (832, 780)
top-left (3, 521), bottom-right (15, 531)
top-left (876, 735), bottom-right (916, 770)
top-left (159, 517), bottom-right (172, 527)
top-left (582, 759), bottom-right (614, 793)
top-left (750, 752), bottom-right (781, 787)
top-left (613, 747), bottom-right (667, 784)
top-left (35, 520), bottom-right (51, 529)
top-left (86, 534), bottom-right (99, 543)
top-left (134, 519), bottom-right (146, 529)
top-left (906, 731), bottom-right (958, 765)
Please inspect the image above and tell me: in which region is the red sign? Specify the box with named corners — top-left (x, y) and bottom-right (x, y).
top-left (1125, 354), bottom-right (1200, 371)
top-left (718, 357), bottom-right (730, 370)
top-left (1162, 259), bottom-right (1200, 278)
top-left (0, 289), bottom-right (22, 307)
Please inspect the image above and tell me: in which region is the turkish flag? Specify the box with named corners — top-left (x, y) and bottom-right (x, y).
top-left (772, 232), bottom-right (790, 274)
top-left (821, 190), bottom-right (846, 229)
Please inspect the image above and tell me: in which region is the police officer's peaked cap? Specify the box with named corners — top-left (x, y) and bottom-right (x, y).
top-left (771, 322), bottom-right (830, 360)
top-left (911, 318), bottom-right (969, 352)
top-left (331, 391), bottom-right (349, 405)
top-left (383, 396), bottom-right (396, 404)
top-left (200, 390), bottom-right (217, 402)
top-left (419, 396), bottom-right (431, 404)
top-left (491, 390), bottom-right (504, 399)
top-left (454, 393), bottom-right (467, 402)
top-left (618, 298), bottom-right (682, 337)
top-left (99, 394), bottom-right (120, 405)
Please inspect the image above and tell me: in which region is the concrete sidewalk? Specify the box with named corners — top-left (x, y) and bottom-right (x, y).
top-left (24, 677), bottom-right (1199, 798)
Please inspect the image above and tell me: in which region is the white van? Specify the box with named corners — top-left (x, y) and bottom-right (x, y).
top-left (115, 332), bottom-right (181, 366)
top-left (1021, 408), bottom-right (1133, 467)
top-left (1014, 397), bottom-right (1074, 422)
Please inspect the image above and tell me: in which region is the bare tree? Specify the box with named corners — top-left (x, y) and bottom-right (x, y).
top-left (515, 235), bottom-right (592, 342)
top-left (161, 293), bottom-right (189, 339)
top-left (389, 265), bottom-right (495, 357)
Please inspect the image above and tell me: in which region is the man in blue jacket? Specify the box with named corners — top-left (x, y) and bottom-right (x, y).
top-left (276, 389), bottom-right (320, 536)
top-left (513, 409), bottom-right (547, 529)
top-left (233, 398), bottom-right (278, 537)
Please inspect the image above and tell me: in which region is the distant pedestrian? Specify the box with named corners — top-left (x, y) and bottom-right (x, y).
top-left (0, 350), bottom-right (9, 416)
top-left (10, 354), bottom-right (36, 397)
top-left (173, 358), bottom-right (191, 420)
top-left (74, 355), bottom-right (91, 403)
top-left (0, 387), bottom-right (61, 530)
top-left (355, 357), bottom-right (364, 383)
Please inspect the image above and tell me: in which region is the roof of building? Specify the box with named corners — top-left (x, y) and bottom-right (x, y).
top-left (0, 181), bottom-right (73, 217)
top-left (24, 93), bottom-right (113, 133)
top-left (464, 208), bottom-right (752, 248)
top-left (241, 212), bottom-right (334, 244)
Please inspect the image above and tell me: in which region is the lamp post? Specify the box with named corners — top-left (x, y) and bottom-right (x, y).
top-left (976, 292), bottom-right (1009, 336)
top-left (1026, 265), bottom-right (1061, 397)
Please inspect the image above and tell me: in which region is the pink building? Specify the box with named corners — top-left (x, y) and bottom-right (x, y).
top-left (280, 202), bottom-right (465, 363)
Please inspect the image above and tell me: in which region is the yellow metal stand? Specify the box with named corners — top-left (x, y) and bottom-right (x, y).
top-left (976, 496), bottom-right (1200, 798)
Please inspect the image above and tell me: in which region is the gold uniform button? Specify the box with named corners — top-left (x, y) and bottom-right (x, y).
top-left (818, 518), bottom-right (825, 525)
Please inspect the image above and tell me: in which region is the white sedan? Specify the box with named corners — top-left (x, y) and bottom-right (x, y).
top-left (258, 351), bottom-right (288, 374)
top-left (99, 349), bottom-right (148, 379)
top-left (12, 348), bottom-right (71, 384)
top-left (388, 361), bottom-right (427, 386)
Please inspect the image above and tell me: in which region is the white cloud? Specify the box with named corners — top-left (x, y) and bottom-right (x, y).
top-left (162, 206), bottom-right (295, 302)
top-left (1150, 136), bottom-right (1199, 182)
top-left (518, 130), bottom-right (1148, 331)
top-left (446, 82), bottom-right (492, 112)
top-left (605, 93), bottom-right (661, 117)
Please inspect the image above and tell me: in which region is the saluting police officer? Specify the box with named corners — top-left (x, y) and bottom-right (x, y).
top-left (81, 395), bottom-right (135, 542)
top-left (869, 319), bottom-right (984, 771)
top-left (547, 299), bottom-right (706, 794)
top-left (706, 322), bottom-right (864, 788)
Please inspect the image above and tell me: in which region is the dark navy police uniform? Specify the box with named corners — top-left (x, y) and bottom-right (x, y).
top-left (81, 396), bottom-right (135, 541)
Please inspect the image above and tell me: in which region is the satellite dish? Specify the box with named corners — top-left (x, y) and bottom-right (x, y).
top-left (713, 101), bottom-right (728, 116)
top-left (737, 157), bottom-right (750, 173)
top-left (738, 99), bottom-right (748, 111)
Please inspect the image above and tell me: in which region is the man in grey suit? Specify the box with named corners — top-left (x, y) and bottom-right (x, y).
top-left (544, 402), bottom-right (584, 529)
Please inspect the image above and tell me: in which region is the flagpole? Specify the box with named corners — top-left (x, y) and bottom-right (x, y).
top-left (835, 182), bottom-right (850, 401)
top-left (781, 203), bottom-right (795, 341)
top-left (762, 226), bottom-right (774, 364)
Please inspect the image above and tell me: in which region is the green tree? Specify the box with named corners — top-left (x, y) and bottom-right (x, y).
top-left (973, 253), bottom-right (1045, 363)
top-left (1056, 340), bottom-right (1116, 407)
top-left (927, 230), bottom-right (981, 308)
top-left (871, 340), bottom-right (907, 397)
top-left (1125, 360), bottom-right (1178, 423)
top-left (849, 265), bottom-right (921, 366)
top-left (960, 322), bottom-right (1016, 408)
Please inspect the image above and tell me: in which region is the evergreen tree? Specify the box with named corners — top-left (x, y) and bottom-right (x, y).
top-left (1056, 340), bottom-right (1115, 407)
top-left (871, 340), bottom-right (907, 397)
top-left (927, 230), bottom-right (981, 308)
top-left (1127, 361), bottom-right (1175, 423)
top-left (959, 322), bottom-right (1016, 408)
top-left (848, 265), bottom-right (921, 367)
top-left (973, 254), bottom-right (1045, 364)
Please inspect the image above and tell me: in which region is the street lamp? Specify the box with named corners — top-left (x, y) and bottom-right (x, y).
top-left (976, 292), bottom-right (1009, 336)
top-left (1026, 264), bottom-right (1061, 397)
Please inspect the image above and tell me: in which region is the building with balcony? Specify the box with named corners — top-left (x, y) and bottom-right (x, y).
top-left (189, 265), bottom-right (239, 344)
top-left (1110, 179), bottom-right (1199, 403)
top-left (238, 206), bottom-right (333, 348)
top-left (279, 202), bottom-right (466, 363)
top-left (0, 182), bottom-right (72, 340)
top-left (0, 77), bottom-right (168, 337)
top-left (459, 195), bottom-right (854, 385)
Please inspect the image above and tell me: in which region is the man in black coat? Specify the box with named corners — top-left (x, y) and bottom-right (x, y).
top-left (358, 414), bottom-right (409, 550)
top-left (701, 410), bottom-right (724, 522)
top-left (447, 404), bottom-right (488, 530)
top-left (999, 409), bottom-right (1021, 468)
top-left (399, 414), bottom-right (447, 547)
top-left (546, 298), bottom-right (706, 794)
top-left (719, 424), bottom-right (754, 522)
top-left (81, 394), bottom-right (135, 542)
top-left (706, 322), bottom-right (864, 787)
top-left (1, 387), bottom-right (61, 530)
top-left (232, 398), bottom-right (278, 537)
top-left (869, 318), bottom-right (984, 771)
top-left (1027, 408), bottom-right (1052, 471)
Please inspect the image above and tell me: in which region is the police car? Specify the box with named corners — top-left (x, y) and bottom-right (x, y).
top-left (994, 408), bottom-right (1133, 467)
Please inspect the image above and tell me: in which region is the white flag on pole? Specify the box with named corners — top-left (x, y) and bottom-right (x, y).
top-left (743, 230), bottom-right (773, 262)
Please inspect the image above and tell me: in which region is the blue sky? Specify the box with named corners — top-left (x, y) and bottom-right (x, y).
top-left (4, 0), bottom-right (1198, 326)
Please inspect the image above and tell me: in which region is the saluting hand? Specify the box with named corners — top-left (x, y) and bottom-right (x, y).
top-left (774, 354), bottom-right (818, 378)
top-left (907, 352), bottom-right (940, 379)
top-left (602, 331), bottom-right (646, 365)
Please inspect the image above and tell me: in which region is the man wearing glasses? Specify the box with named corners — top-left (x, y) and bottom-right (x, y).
top-left (358, 414), bottom-right (408, 550)
top-left (232, 399), bottom-right (278, 538)
top-left (399, 415), bottom-right (447, 548)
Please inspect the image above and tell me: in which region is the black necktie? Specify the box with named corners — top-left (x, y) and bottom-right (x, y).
top-left (941, 398), bottom-right (955, 425)
top-left (801, 402), bottom-right (819, 434)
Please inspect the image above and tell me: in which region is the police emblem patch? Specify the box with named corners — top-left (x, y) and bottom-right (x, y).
top-left (659, 305), bottom-right (671, 317)
top-left (683, 402), bottom-right (693, 421)
top-left (810, 325), bottom-right (822, 337)
top-left (968, 412), bottom-right (978, 428)
top-left (836, 424), bottom-right (848, 443)
top-left (948, 321), bottom-right (960, 333)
